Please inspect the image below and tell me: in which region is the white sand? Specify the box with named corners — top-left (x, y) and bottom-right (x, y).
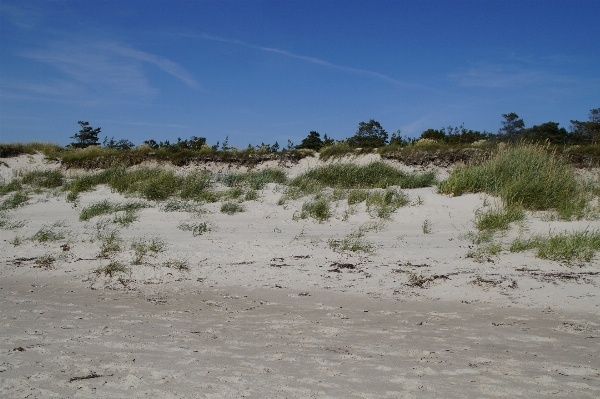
top-left (1, 153), bottom-right (599, 398)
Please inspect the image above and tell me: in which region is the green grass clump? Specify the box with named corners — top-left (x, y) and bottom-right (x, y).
top-left (300, 198), bottom-right (331, 222)
top-left (0, 191), bottom-right (29, 210)
top-left (347, 189), bottom-right (369, 205)
top-left (160, 199), bottom-right (203, 213)
top-left (94, 261), bottom-right (128, 277)
top-left (292, 162), bottom-right (436, 190)
top-left (510, 229), bottom-right (600, 263)
top-left (79, 200), bottom-right (148, 222)
top-left (179, 172), bottom-right (212, 200)
top-left (177, 221), bottom-right (212, 236)
top-left (162, 259), bottom-right (190, 271)
top-left (319, 142), bottom-right (363, 161)
top-left (131, 236), bottom-right (166, 264)
top-left (31, 222), bottom-right (67, 242)
top-left (0, 180), bottom-right (23, 196)
top-left (35, 254), bottom-right (56, 269)
top-left (21, 170), bottom-right (64, 189)
top-left (329, 231), bottom-right (373, 253)
top-left (220, 201), bottom-right (244, 215)
top-left (328, 222), bottom-right (384, 253)
top-left (98, 230), bottom-right (122, 258)
top-left (474, 205), bottom-right (525, 231)
top-left (439, 144), bottom-right (594, 220)
top-left (365, 188), bottom-right (410, 219)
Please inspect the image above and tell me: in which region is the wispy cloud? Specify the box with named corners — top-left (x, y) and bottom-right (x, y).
top-left (0, 2), bottom-right (43, 29)
top-left (196, 33), bottom-right (428, 90)
top-left (98, 43), bottom-right (201, 90)
top-left (452, 63), bottom-right (545, 88)
top-left (19, 40), bottom-right (202, 99)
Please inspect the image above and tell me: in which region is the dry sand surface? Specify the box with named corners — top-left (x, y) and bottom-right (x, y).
top-left (1, 153), bottom-right (599, 398)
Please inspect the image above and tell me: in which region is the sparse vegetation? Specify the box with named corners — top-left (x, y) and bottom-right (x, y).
top-left (35, 254), bottom-right (56, 269)
top-left (177, 221), bottom-right (212, 236)
top-left (79, 199), bottom-right (148, 222)
top-left (220, 201), bottom-right (244, 215)
top-left (95, 261), bottom-right (128, 277)
top-left (0, 212), bottom-right (27, 229)
top-left (97, 230), bottom-right (122, 258)
top-left (365, 188), bottom-right (410, 219)
top-left (163, 259), bottom-right (190, 271)
top-left (21, 170), bottom-right (64, 189)
top-left (422, 219), bottom-right (433, 234)
top-left (131, 236), bottom-right (166, 265)
top-left (0, 191), bottom-right (29, 210)
top-left (31, 221), bottom-right (67, 243)
top-left (510, 229), bottom-right (600, 264)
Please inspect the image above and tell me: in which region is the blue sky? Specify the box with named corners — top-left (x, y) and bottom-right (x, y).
top-left (1, 0), bottom-right (599, 147)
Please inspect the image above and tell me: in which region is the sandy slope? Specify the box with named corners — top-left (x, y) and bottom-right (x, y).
top-left (1, 153), bottom-right (599, 398)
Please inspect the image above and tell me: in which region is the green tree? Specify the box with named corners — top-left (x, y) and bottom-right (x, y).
top-left (70, 121), bottom-right (101, 148)
top-left (348, 119), bottom-right (388, 148)
top-left (570, 108), bottom-right (600, 145)
top-left (103, 136), bottom-right (134, 150)
top-left (297, 131), bottom-right (324, 151)
top-left (499, 113), bottom-right (525, 141)
top-left (521, 122), bottom-right (568, 144)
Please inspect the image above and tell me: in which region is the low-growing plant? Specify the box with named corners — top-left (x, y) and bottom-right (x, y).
top-left (179, 172), bottom-right (212, 200)
top-left (0, 191), bottom-right (29, 210)
top-left (300, 198), bottom-right (331, 222)
top-left (347, 189), bottom-right (369, 205)
top-left (328, 222), bottom-right (382, 253)
top-left (366, 188), bottom-right (410, 219)
top-left (244, 189), bottom-right (259, 201)
top-left (131, 236), bottom-right (166, 265)
top-left (10, 235), bottom-right (24, 246)
top-left (160, 199), bottom-right (203, 213)
top-left (466, 242), bottom-right (502, 260)
top-left (0, 179), bottom-right (23, 196)
top-left (98, 230), bottom-right (122, 258)
top-left (31, 222), bottom-right (67, 242)
top-left (21, 170), bottom-right (64, 189)
top-left (0, 213), bottom-right (27, 229)
top-left (163, 259), bottom-right (190, 271)
top-left (79, 199), bottom-right (113, 221)
top-left (177, 221), bottom-right (212, 236)
top-left (510, 229), bottom-right (600, 263)
top-left (422, 219), bottom-right (433, 234)
top-left (79, 200), bottom-right (148, 222)
top-left (35, 253), bottom-right (56, 269)
top-left (95, 261), bottom-right (128, 277)
top-left (220, 201), bottom-right (244, 215)
top-left (329, 231), bottom-right (374, 253)
top-left (474, 205), bottom-right (525, 231)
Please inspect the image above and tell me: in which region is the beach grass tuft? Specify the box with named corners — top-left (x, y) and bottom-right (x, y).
top-left (510, 229), bottom-right (600, 263)
top-left (439, 143), bottom-right (595, 220)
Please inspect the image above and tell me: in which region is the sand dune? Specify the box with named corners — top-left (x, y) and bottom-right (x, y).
top-left (1, 153), bottom-right (599, 398)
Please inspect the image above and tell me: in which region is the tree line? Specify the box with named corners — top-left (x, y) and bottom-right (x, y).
top-left (69, 108), bottom-right (599, 152)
